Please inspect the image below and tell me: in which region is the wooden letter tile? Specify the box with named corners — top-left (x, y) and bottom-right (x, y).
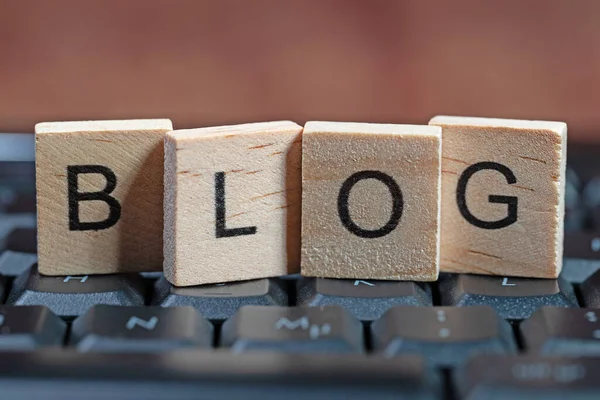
top-left (429, 116), bottom-right (567, 278)
top-left (164, 121), bottom-right (302, 286)
top-left (301, 121), bottom-right (441, 281)
top-left (35, 119), bottom-right (173, 275)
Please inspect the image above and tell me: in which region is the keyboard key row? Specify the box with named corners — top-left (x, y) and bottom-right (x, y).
top-left (0, 264), bottom-right (598, 320)
top-left (3, 312), bottom-right (600, 399)
top-left (0, 303), bottom-right (588, 357)
top-left (0, 305), bottom-right (368, 354)
top-left (0, 304), bottom-right (509, 361)
top-left (4, 348), bottom-right (600, 399)
top-left (4, 302), bottom-right (600, 363)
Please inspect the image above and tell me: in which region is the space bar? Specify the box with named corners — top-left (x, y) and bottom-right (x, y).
top-left (0, 349), bottom-right (437, 400)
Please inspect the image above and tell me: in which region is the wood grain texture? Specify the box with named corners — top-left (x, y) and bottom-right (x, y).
top-left (164, 121), bottom-right (302, 286)
top-left (301, 121), bottom-right (441, 281)
top-left (429, 116), bottom-right (567, 278)
top-left (35, 119), bottom-right (173, 275)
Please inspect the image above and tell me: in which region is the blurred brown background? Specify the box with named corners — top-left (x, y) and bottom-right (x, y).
top-left (1, 0), bottom-right (599, 142)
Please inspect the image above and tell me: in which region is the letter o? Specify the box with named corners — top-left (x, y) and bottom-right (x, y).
top-left (337, 170), bottom-right (403, 238)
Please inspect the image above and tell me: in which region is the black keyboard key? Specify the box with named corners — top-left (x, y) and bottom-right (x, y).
top-left (7, 266), bottom-right (145, 317)
top-left (440, 274), bottom-right (577, 319)
top-left (583, 176), bottom-right (600, 230)
top-left (568, 144), bottom-right (600, 182)
top-left (140, 271), bottom-right (164, 280)
top-left (0, 213), bottom-right (35, 251)
top-left (564, 231), bottom-right (600, 260)
top-left (153, 277), bottom-right (287, 321)
top-left (521, 307), bottom-right (600, 356)
top-left (0, 275), bottom-right (7, 302)
top-left (560, 258), bottom-right (600, 285)
top-left (0, 250), bottom-right (37, 277)
top-left (0, 180), bottom-right (35, 214)
top-left (565, 167), bottom-right (585, 231)
top-left (580, 270), bottom-right (600, 307)
top-left (4, 193), bottom-right (36, 214)
top-left (0, 352), bottom-right (439, 400)
top-left (297, 278), bottom-right (431, 321)
top-left (372, 306), bottom-right (515, 367)
top-left (5, 227), bottom-right (36, 254)
top-left (0, 163), bottom-right (36, 214)
top-left (70, 305), bottom-right (212, 353)
top-left (0, 306), bottom-right (65, 350)
top-left (458, 354), bottom-right (600, 399)
top-left (221, 305), bottom-right (363, 354)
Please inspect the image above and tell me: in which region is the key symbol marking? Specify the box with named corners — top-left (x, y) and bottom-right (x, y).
top-left (275, 317), bottom-right (310, 331)
top-left (502, 277), bottom-right (516, 286)
top-left (126, 316), bottom-right (159, 331)
top-left (553, 364), bottom-right (586, 383)
top-left (308, 323), bottom-right (331, 339)
top-left (63, 275), bottom-right (88, 283)
top-left (512, 362), bottom-right (552, 381)
top-left (592, 238), bottom-right (600, 252)
top-left (436, 310), bottom-right (447, 323)
top-left (275, 317), bottom-right (331, 340)
top-left (354, 280), bottom-right (375, 287)
top-left (585, 312), bottom-right (598, 323)
top-left (439, 328), bottom-right (451, 338)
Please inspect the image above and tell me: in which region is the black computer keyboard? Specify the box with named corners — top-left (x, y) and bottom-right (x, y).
top-left (2, 137), bottom-right (600, 399)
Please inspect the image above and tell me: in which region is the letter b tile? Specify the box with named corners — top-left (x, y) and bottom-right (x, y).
top-left (35, 119), bottom-right (173, 276)
top-left (301, 121), bottom-right (442, 281)
top-left (164, 121), bottom-right (302, 286)
top-left (429, 116), bottom-right (567, 278)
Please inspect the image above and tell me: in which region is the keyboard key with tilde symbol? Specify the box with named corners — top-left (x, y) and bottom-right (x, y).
top-left (70, 305), bottom-right (213, 352)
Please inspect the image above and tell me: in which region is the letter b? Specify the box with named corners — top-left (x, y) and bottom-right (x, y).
top-left (67, 165), bottom-right (121, 231)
